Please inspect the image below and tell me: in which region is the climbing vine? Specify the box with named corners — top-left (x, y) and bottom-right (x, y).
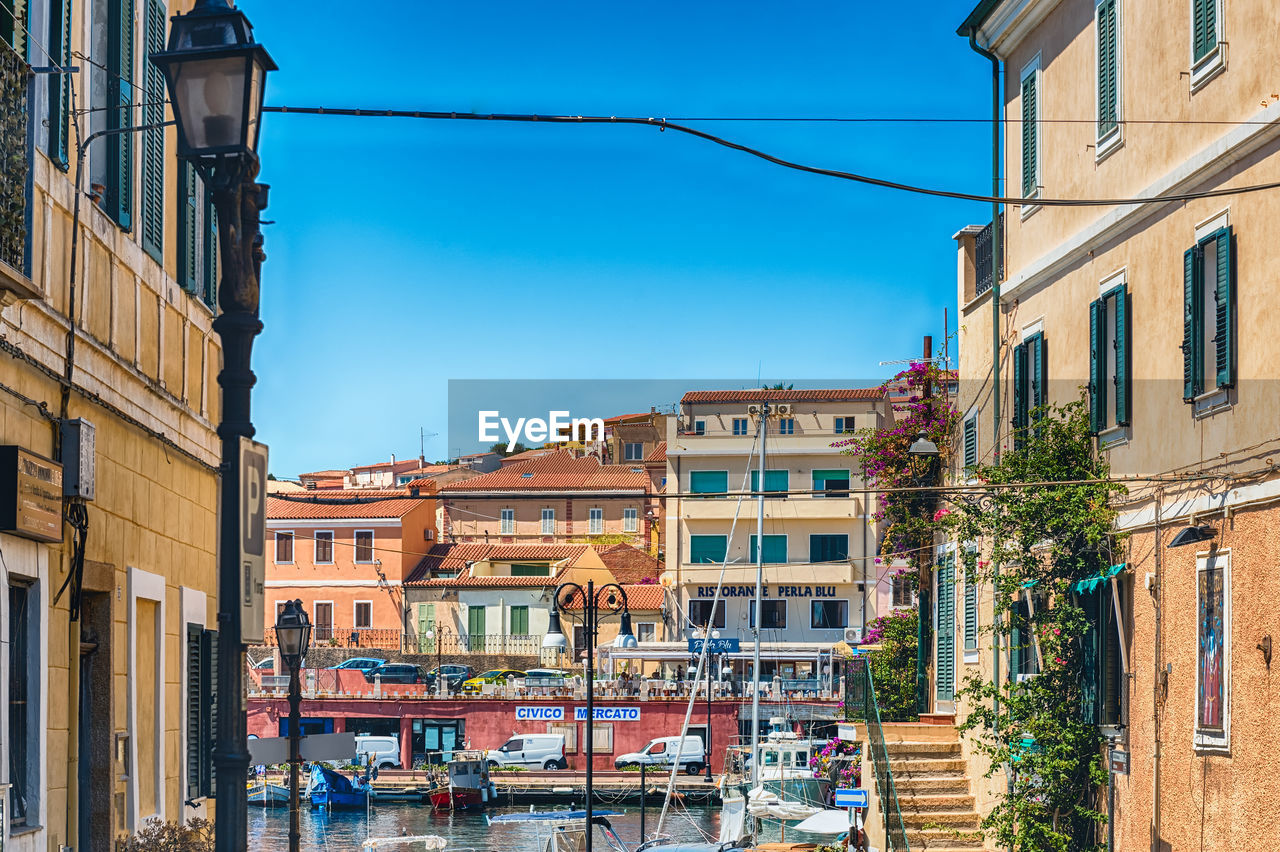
top-left (860, 609), bottom-right (918, 722)
top-left (953, 398), bottom-right (1124, 852)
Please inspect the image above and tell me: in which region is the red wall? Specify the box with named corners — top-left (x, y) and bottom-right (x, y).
top-left (248, 695), bottom-right (742, 771)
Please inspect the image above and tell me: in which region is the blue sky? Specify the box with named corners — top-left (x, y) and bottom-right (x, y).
top-left (248, 1), bottom-right (992, 477)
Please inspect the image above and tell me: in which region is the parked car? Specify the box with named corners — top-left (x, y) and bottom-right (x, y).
top-left (423, 664), bottom-right (475, 692)
top-left (328, 657), bottom-right (386, 671)
top-left (364, 663), bottom-right (426, 684)
top-left (614, 735), bottom-right (706, 775)
top-left (354, 735), bottom-right (401, 769)
top-left (486, 733), bottom-right (567, 770)
top-left (460, 669), bottom-right (525, 694)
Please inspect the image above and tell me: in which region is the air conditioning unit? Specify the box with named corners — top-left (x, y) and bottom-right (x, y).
top-left (748, 404), bottom-right (761, 415)
top-left (774, 404), bottom-right (791, 415)
top-left (843, 627), bottom-right (862, 644)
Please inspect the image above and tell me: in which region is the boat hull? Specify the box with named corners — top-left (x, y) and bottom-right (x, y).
top-left (309, 789), bottom-right (369, 810)
top-left (428, 786), bottom-right (484, 811)
top-left (247, 783), bottom-right (289, 807)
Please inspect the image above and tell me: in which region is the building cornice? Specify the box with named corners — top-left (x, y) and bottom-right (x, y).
top-left (964, 0), bottom-right (1064, 57)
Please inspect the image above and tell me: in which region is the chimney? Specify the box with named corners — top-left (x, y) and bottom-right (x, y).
top-left (391, 453), bottom-right (397, 465)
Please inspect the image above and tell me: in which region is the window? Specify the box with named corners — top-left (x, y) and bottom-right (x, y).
top-left (314, 531), bottom-right (334, 564)
top-left (44, 0), bottom-right (73, 168)
top-left (1191, 0), bottom-right (1219, 64)
top-left (688, 600), bottom-right (726, 629)
top-left (541, 508), bottom-right (555, 535)
top-left (1012, 331), bottom-right (1047, 447)
top-left (8, 583), bottom-right (37, 825)
top-left (500, 509), bottom-right (514, 535)
top-left (963, 415), bottom-right (978, 471)
top-left (689, 535), bottom-right (727, 564)
top-left (354, 530), bottom-right (374, 562)
top-left (313, 602), bottom-right (333, 641)
top-left (139, 0), bottom-right (166, 261)
top-left (1090, 283), bottom-right (1131, 432)
top-left (749, 534), bottom-right (787, 564)
top-left (694, 420), bottom-right (706, 435)
top-left (637, 622), bottom-right (656, 642)
top-left (623, 507), bottom-right (638, 533)
top-left (511, 564), bottom-right (551, 577)
top-left (624, 442), bottom-right (644, 461)
top-left (750, 469), bottom-right (789, 494)
top-left (1182, 226), bottom-right (1234, 401)
top-left (1194, 551), bottom-right (1229, 752)
top-left (749, 600), bottom-right (787, 630)
top-left (178, 163), bottom-right (219, 306)
top-left (548, 721), bottom-right (578, 752)
top-left (811, 600), bottom-right (849, 629)
top-left (592, 722), bottom-right (614, 753)
top-left (833, 416), bottom-right (855, 434)
top-left (1009, 598), bottom-right (1040, 680)
top-left (1080, 579), bottom-right (1123, 727)
top-left (275, 531), bottom-right (294, 564)
top-left (809, 534), bottom-right (849, 563)
top-left (468, 606), bottom-right (487, 639)
top-left (732, 418), bottom-right (749, 436)
top-left (90, 0), bottom-right (134, 228)
top-left (1021, 60), bottom-right (1041, 199)
top-left (892, 572), bottom-right (915, 608)
top-left (510, 605), bottom-right (529, 635)
top-left (777, 418), bottom-right (795, 435)
top-left (354, 601), bottom-right (373, 629)
top-left (1096, 0), bottom-right (1120, 147)
top-left (812, 469), bottom-right (851, 498)
top-left (964, 561), bottom-right (979, 653)
top-left (185, 623), bottom-right (218, 801)
top-left (589, 507), bottom-right (603, 535)
top-left (689, 471), bottom-right (728, 495)
top-left (936, 552), bottom-right (956, 703)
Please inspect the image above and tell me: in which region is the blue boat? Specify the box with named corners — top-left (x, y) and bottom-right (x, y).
top-left (307, 763), bottom-right (370, 811)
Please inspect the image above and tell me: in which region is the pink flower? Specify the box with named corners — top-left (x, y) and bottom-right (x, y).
top-left (933, 508), bottom-right (951, 522)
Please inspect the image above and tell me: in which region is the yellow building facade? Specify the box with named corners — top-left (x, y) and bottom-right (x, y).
top-left (1, 1), bottom-right (225, 849)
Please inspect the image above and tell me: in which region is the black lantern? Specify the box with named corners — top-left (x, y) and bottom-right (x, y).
top-left (275, 599), bottom-right (311, 668)
top-left (543, 598), bottom-right (569, 651)
top-left (613, 610), bottom-right (638, 649)
top-left (150, 0), bottom-right (276, 159)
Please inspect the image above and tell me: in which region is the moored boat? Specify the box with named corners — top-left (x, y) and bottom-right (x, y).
top-left (246, 781), bottom-right (289, 807)
top-left (427, 753), bottom-right (495, 811)
top-left (307, 763), bottom-right (371, 810)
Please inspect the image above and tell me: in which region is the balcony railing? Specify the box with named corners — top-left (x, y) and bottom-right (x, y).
top-left (260, 627), bottom-right (546, 656)
top-left (0, 40), bottom-right (31, 275)
top-left (974, 214), bottom-right (1004, 298)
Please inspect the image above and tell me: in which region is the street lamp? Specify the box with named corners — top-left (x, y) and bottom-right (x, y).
top-left (543, 581), bottom-right (634, 852)
top-left (275, 600), bottom-right (311, 852)
top-left (151, 4), bottom-right (275, 851)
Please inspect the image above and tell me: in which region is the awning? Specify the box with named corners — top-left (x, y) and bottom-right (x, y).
top-left (1072, 563), bottom-right (1127, 594)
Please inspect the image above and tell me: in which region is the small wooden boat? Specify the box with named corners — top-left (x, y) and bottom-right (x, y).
top-left (247, 781), bottom-right (289, 807)
top-left (427, 754), bottom-right (495, 811)
top-left (307, 763), bottom-right (370, 810)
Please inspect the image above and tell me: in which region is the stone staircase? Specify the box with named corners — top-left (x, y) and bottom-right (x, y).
top-left (881, 723), bottom-right (985, 851)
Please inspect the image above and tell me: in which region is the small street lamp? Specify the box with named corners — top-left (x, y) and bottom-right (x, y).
top-left (543, 581), bottom-right (635, 852)
top-left (275, 600), bottom-right (311, 852)
top-left (151, 4), bottom-right (275, 850)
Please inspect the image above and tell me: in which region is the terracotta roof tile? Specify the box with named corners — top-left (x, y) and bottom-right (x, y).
top-left (563, 583), bottom-right (665, 611)
top-left (267, 491), bottom-right (429, 521)
top-left (442, 450), bottom-right (650, 493)
top-left (597, 544), bottom-right (662, 585)
top-left (645, 442), bottom-right (667, 464)
top-left (680, 388), bottom-right (883, 403)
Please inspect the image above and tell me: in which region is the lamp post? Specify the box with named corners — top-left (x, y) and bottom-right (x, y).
top-left (151, 4), bottom-right (275, 851)
top-left (543, 581), bottom-right (638, 852)
top-left (275, 600), bottom-right (312, 852)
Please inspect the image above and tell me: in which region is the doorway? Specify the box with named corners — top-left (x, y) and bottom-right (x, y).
top-left (78, 591), bottom-right (113, 850)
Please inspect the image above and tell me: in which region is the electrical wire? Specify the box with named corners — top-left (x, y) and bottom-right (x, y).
top-left (262, 106), bottom-right (1280, 208)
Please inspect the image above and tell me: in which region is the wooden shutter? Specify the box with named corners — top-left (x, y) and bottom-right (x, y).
top-left (1079, 590), bottom-right (1101, 724)
top-left (106, 0), bottom-right (135, 229)
top-left (178, 162), bottom-right (200, 292)
top-left (185, 623), bottom-right (203, 796)
top-left (1097, 0), bottom-right (1118, 137)
top-left (935, 553), bottom-right (955, 702)
top-left (203, 628), bottom-right (218, 796)
top-left (963, 416), bottom-right (977, 469)
top-left (1183, 246), bottom-right (1203, 400)
top-left (963, 564), bottom-right (977, 652)
top-left (46, 0), bottom-right (71, 169)
top-left (1193, 0), bottom-right (1216, 62)
top-left (204, 188), bottom-right (219, 306)
top-left (1114, 287), bottom-right (1130, 424)
top-left (139, 0), bottom-right (165, 261)
top-left (1012, 342), bottom-right (1027, 447)
top-left (1211, 227), bottom-right (1234, 388)
top-left (1089, 297), bottom-right (1105, 433)
top-left (1028, 333), bottom-right (1046, 413)
top-left (1021, 73), bottom-right (1037, 196)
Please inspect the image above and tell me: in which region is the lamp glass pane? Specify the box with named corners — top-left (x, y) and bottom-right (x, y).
top-left (173, 56), bottom-right (247, 151)
top-left (247, 56), bottom-right (265, 151)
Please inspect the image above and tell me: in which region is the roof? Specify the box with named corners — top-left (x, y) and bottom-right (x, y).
top-left (456, 451), bottom-right (499, 460)
top-left (267, 490), bottom-right (430, 521)
top-left (499, 448), bottom-right (557, 465)
top-left (604, 412), bottom-right (650, 425)
top-left (351, 459), bottom-right (422, 474)
top-left (562, 583), bottom-right (665, 611)
top-left (441, 450), bottom-right (650, 494)
top-left (299, 469), bottom-right (348, 479)
top-left (402, 478), bottom-right (442, 491)
top-left (957, 0), bottom-right (1001, 36)
top-left (597, 543), bottom-right (662, 585)
top-left (404, 543), bottom-right (590, 586)
top-left (645, 442), bottom-right (667, 464)
top-left (680, 388), bottom-right (883, 404)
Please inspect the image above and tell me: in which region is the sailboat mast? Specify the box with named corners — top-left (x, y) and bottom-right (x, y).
top-left (750, 402), bottom-right (769, 789)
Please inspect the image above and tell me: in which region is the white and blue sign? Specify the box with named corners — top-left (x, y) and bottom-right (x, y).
top-left (688, 637), bottom-right (740, 654)
top-left (515, 706), bottom-right (565, 721)
top-left (575, 706), bottom-right (640, 722)
top-left (834, 788), bottom-right (869, 809)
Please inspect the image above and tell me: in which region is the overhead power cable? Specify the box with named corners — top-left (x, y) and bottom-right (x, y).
top-left (263, 106), bottom-right (1280, 207)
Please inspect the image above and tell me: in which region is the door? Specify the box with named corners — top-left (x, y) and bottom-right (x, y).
top-left (935, 552), bottom-right (956, 705)
top-left (467, 606), bottom-right (486, 650)
top-left (314, 602), bottom-right (334, 642)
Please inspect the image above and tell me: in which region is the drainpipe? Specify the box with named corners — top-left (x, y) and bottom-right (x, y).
top-left (965, 25), bottom-right (1011, 826)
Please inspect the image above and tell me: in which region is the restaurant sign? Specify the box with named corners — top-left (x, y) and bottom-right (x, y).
top-left (0, 447), bottom-right (63, 542)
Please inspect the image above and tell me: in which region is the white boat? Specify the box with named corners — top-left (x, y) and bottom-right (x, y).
top-left (246, 781), bottom-right (289, 806)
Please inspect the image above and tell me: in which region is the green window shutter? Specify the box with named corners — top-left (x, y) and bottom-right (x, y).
top-left (963, 416), bottom-right (977, 469)
top-left (689, 535), bottom-right (727, 564)
top-left (1028, 333), bottom-right (1046, 413)
top-left (139, 0), bottom-right (166, 262)
top-left (1193, 0), bottom-right (1216, 62)
top-left (468, 606), bottom-right (486, 638)
top-left (204, 189), bottom-right (219, 307)
top-left (936, 553), bottom-right (955, 702)
top-left (1114, 287), bottom-right (1130, 424)
top-left (185, 623), bottom-right (202, 796)
top-left (689, 471), bottom-right (728, 494)
top-left (1183, 246), bottom-right (1203, 400)
top-left (1080, 590), bottom-right (1101, 724)
top-left (416, 604), bottom-right (428, 636)
top-left (203, 628), bottom-right (218, 797)
top-left (963, 564), bottom-right (978, 652)
top-left (106, 0), bottom-right (136, 229)
top-left (750, 469), bottom-right (789, 493)
top-left (1012, 341), bottom-right (1027, 447)
top-left (510, 606), bottom-right (529, 635)
top-left (749, 535), bottom-right (787, 564)
top-left (1212, 227), bottom-right (1234, 388)
top-left (1097, 0), bottom-right (1118, 137)
top-left (1089, 297), bottom-right (1105, 433)
top-left (46, 0), bottom-right (71, 169)
top-left (178, 163), bottom-right (200, 292)
top-left (1021, 72), bottom-right (1037, 197)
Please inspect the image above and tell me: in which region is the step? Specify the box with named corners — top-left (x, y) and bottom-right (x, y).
top-left (885, 741), bottom-right (963, 757)
top-left (897, 793), bottom-right (975, 812)
top-left (888, 758), bottom-right (967, 775)
top-left (880, 722), bottom-right (962, 744)
top-left (904, 828), bottom-right (986, 849)
top-left (900, 810), bottom-right (981, 830)
top-left (891, 777), bottom-right (970, 795)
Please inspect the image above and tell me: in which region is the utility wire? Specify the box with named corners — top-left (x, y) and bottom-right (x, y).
top-left (262, 106), bottom-right (1280, 208)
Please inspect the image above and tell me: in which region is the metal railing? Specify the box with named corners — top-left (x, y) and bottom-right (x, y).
top-left (846, 656), bottom-right (909, 851)
top-left (410, 631), bottom-right (544, 656)
top-left (974, 215), bottom-right (1003, 298)
top-left (263, 627), bottom-right (404, 650)
top-left (0, 40), bottom-right (31, 273)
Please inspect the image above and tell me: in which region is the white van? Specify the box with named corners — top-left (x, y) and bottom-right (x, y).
top-left (354, 735), bottom-right (400, 769)
top-left (486, 733), bottom-right (567, 770)
top-left (614, 735), bottom-right (705, 774)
